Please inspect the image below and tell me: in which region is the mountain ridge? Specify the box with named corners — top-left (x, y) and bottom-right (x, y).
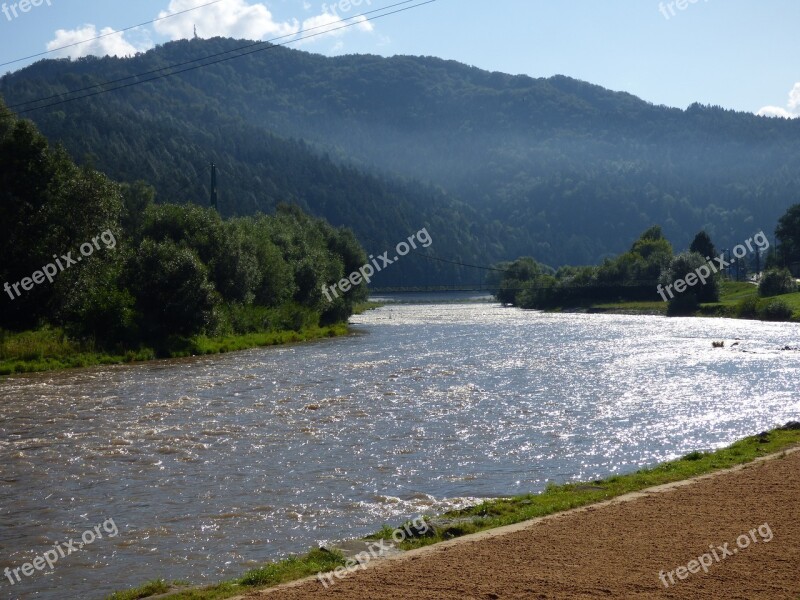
top-left (2, 38), bottom-right (798, 281)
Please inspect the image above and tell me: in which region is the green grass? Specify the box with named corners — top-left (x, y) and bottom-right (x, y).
top-left (772, 291), bottom-right (800, 316)
top-left (107, 549), bottom-right (347, 600)
top-left (239, 549), bottom-right (347, 587)
top-left (352, 301), bottom-right (385, 315)
top-left (588, 300), bottom-right (668, 315)
top-left (583, 281), bottom-right (800, 322)
top-left (700, 281), bottom-right (800, 321)
top-left (107, 580), bottom-right (174, 600)
top-left (0, 327), bottom-right (75, 360)
top-left (0, 323), bottom-right (350, 378)
top-left (0, 328), bottom-right (156, 377)
top-left (717, 281), bottom-right (760, 305)
top-left (172, 324), bottom-right (349, 357)
top-left (110, 424), bottom-right (800, 600)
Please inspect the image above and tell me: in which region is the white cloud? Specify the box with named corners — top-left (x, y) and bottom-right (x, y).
top-left (43, 0), bottom-right (375, 62)
top-left (756, 105), bottom-right (795, 119)
top-left (294, 12), bottom-right (373, 46)
top-left (788, 82), bottom-right (800, 111)
top-left (154, 0), bottom-right (373, 50)
top-left (46, 25), bottom-right (147, 59)
top-left (154, 0), bottom-right (300, 41)
top-left (757, 82), bottom-right (800, 119)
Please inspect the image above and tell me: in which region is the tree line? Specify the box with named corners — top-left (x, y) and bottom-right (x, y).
top-left (0, 100), bottom-right (369, 354)
top-left (493, 208), bottom-right (800, 318)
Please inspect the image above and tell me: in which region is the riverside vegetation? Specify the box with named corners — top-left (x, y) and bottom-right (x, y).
top-left (0, 101), bottom-right (371, 376)
top-left (493, 220), bottom-right (800, 321)
top-left (108, 423), bottom-right (800, 600)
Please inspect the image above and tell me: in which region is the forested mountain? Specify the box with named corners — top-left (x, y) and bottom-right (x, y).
top-left (2, 38), bottom-right (800, 281)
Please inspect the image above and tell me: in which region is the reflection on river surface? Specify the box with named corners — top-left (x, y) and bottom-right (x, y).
top-left (1, 302), bottom-right (799, 598)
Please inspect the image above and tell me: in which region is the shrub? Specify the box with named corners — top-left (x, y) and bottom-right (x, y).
top-left (682, 451), bottom-right (704, 461)
top-left (758, 299), bottom-right (794, 322)
top-left (736, 296), bottom-right (759, 319)
top-left (660, 252), bottom-right (720, 304)
top-left (667, 292), bottom-right (699, 316)
top-left (759, 268), bottom-right (797, 297)
top-left (126, 239), bottom-right (220, 341)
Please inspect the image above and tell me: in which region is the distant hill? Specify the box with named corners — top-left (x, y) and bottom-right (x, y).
top-left (2, 38), bottom-right (799, 282)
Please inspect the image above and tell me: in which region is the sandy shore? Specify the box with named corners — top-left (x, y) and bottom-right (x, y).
top-left (242, 448), bottom-right (800, 599)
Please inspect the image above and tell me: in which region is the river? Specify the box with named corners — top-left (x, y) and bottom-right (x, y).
top-left (1, 300), bottom-right (799, 599)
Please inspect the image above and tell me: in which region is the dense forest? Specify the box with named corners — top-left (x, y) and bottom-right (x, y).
top-left (2, 39), bottom-right (800, 282)
top-left (0, 99), bottom-right (369, 355)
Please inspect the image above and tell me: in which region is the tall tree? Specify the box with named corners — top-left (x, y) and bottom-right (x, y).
top-left (775, 204), bottom-right (800, 267)
top-left (689, 231), bottom-right (717, 260)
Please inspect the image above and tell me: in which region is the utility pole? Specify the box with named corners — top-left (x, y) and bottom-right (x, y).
top-left (210, 163), bottom-right (218, 211)
top-left (723, 249), bottom-right (729, 280)
top-left (735, 250), bottom-right (740, 281)
top-left (755, 240), bottom-right (761, 281)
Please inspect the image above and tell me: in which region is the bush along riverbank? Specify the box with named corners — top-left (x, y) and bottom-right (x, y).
top-left (1, 111), bottom-right (373, 378)
top-left (109, 422), bottom-right (800, 600)
top-left (0, 302), bottom-right (391, 378)
top-left (576, 281), bottom-right (800, 322)
top-left (492, 224), bottom-right (800, 323)
top-left (0, 321), bottom-right (350, 377)
top-left (0, 304), bottom-right (384, 378)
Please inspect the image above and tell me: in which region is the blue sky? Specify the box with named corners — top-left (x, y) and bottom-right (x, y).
top-left (1, 0), bottom-right (798, 117)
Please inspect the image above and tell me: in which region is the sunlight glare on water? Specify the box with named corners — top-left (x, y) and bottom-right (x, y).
top-left (1, 302), bottom-right (799, 598)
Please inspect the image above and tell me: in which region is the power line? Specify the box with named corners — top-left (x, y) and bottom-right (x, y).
top-left (4, 0), bottom-right (419, 111)
top-left (409, 250), bottom-right (513, 273)
top-left (410, 250), bottom-right (661, 289)
top-left (370, 282), bottom-right (660, 292)
top-left (0, 0), bottom-right (227, 68)
top-left (2, 0), bottom-right (434, 116)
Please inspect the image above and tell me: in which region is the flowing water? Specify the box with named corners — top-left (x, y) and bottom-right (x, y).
top-left (1, 301), bottom-right (799, 599)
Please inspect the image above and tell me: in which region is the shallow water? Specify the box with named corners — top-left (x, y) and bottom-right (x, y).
top-left (1, 303), bottom-right (799, 599)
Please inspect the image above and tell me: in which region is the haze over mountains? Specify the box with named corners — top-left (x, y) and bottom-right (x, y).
top-left (2, 38), bottom-right (799, 285)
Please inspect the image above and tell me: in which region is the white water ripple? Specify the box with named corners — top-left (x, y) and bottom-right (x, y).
top-left (0, 303), bottom-right (799, 598)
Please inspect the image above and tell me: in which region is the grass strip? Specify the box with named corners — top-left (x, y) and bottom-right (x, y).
top-left (108, 550), bottom-right (348, 600)
top-left (109, 423), bottom-right (800, 599)
top-left (582, 281), bottom-right (800, 321)
top-left (0, 324), bottom-right (349, 377)
top-left (352, 301), bottom-right (385, 314)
